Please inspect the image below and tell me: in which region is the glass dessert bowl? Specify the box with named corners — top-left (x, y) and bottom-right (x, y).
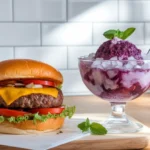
top-left (79, 56), bottom-right (150, 133)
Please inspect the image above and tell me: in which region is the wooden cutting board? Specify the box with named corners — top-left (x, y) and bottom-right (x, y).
top-left (52, 136), bottom-right (148, 150)
top-left (0, 119), bottom-right (149, 150)
top-left (0, 115), bottom-right (149, 150)
top-left (51, 114), bottom-right (150, 150)
top-left (50, 95), bottom-right (150, 150)
top-left (0, 133), bottom-right (148, 150)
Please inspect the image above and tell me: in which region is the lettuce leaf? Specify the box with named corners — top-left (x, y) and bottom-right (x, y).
top-left (0, 116), bottom-right (4, 123)
top-left (0, 106), bottom-right (76, 124)
top-left (57, 84), bottom-right (62, 90)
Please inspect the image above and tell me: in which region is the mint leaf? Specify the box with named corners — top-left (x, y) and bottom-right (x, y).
top-left (78, 118), bottom-right (107, 135)
top-left (122, 27), bottom-right (135, 40)
top-left (85, 118), bottom-right (90, 127)
top-left (115, 29), bottom-right (124, 39)
top-left (78, 118), bottom-right (90, 132)
top-left (77, 122), bottom-right (89, 132)
top-left (103, 30), bottom-right (116, 39)
top-left (90, 122), bottom-right (107, 135)
top-left (103, 27), bottom-right (136, 40)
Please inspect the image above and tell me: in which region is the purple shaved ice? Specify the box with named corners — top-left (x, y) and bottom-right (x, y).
top-left (95, 38), bottom-right (143, 60)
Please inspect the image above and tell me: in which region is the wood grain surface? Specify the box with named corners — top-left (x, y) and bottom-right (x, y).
top-left (51, 136), bottom-right (148, 150)
top-left (0, 93), bottom-right (150, 150)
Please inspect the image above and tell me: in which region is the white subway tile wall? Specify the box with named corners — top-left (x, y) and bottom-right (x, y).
top-left (15, 47), bottom-right (67, 69)
top-left (145, 23), bottom-right (150, 44)
top-left (14, 0), bottom-right (66, 21)
top-left (68, 46), bottom-right (98, 69)
top-left (0, 0), bottom-right (12, 21)
top-left (0, 0), bottom-right (149, 95)
top-left (119, 1), bottom-right (150, 22)
top-left (42, 23), bottom-right (92, 45)
top-left (0, 23), bottom-right (40, 46)
top-left (0, 47), bottom-right (13, 60)
top-left (68, 0), bottom-right (118, 22)
top-left (61, 70), bottom-right (92, 95)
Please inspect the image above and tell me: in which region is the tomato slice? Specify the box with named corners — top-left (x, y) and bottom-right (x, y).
top-left (23, 79), bottom-right (55, 87)
top-left (0, 80), bottom-right (16, 86)
top-left (29, 107), bottom-right (65, 115)
top-left (0, 109), bottom-right (29, 117)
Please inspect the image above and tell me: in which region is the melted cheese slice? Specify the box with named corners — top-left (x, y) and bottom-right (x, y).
top-left (0, 87), bottom-right (58, 105)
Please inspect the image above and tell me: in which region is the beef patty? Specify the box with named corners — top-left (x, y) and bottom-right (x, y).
top-left (0, 89), bottom-right (63, 108)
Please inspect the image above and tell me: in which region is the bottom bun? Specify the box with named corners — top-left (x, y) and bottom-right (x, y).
top-left (0, 117), bottom-right (65, 134)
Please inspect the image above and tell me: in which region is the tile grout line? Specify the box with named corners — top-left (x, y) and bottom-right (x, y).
top-left (0, 44), bottom-right (149, 48)
top-left (0, 21), bottom-right (149, 23)
top-left (66, 0), bottom-right (68, 22)
top-left (12, 0), bottom-right (14, 22)
top-left (67, 46), bottom-right (69, 69)
top-left (143, 22), bottom-right (145, 45)
top-left (40, 23), bottom-right (42, 46)
top-left (0, 21), bottom-right (67, 23)
top-left (117, 0), bottom-right (119, 22)
top-left (13, 47), bottom-right (15, 59)
top-left (92, 23), bottom-right (94, 45)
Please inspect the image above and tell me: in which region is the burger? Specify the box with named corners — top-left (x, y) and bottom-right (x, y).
top-left (0, 59), bottom-right (75, 134)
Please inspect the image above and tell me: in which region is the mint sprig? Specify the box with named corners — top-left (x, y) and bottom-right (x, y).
top-left (78, 118), bottom-right (107, 135)
top-left (78, 118), bottom-right (90, 132)
top-left (103, 27), bottom-right (135, 40)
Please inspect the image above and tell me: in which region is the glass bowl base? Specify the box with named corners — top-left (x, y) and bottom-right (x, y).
top-left (102, 120), bottom-right (143, 134)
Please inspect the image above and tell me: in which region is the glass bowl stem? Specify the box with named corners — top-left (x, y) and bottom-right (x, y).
top-left (103, 102), bottom-right (143, 133)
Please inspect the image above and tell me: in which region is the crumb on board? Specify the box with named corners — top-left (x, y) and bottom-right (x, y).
top-left (57, 130), bottom-right (63, 134)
